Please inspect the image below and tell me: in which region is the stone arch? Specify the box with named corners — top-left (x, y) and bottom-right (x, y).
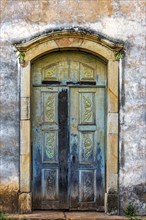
top-left (15, 29), bottom-right (124, 213)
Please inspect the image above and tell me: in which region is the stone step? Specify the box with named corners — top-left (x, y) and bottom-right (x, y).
top-left (5, 211), bottom-right (141, 220)
top-left (5, 212), bottom-right (146, 220)
top-left (64, 212), bottom-right (130, 220)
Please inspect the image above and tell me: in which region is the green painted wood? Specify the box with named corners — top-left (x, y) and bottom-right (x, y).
top-left (32, 51), bottom-right (106, 210)
top-left (31, 51), bottom-right (106, 86)
top-left (70, 87), bottom-right (105, 211)
top-left (32, 87), bottom-right (69, 209)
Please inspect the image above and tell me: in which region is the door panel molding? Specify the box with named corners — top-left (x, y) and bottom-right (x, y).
top-left (17, 30), bottom-right (120, 214)
top-left (78, 125), bottom-right (97, 131)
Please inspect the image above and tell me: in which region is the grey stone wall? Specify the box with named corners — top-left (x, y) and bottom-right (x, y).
top-left (0, 0), bottom-right (145, 214)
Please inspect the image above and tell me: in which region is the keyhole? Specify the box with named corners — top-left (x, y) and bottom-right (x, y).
top-left (72, 156), bottom-right (75, 163)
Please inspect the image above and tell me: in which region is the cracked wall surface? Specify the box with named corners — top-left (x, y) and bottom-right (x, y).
top-left (0, 0), bottom-right (145, 214)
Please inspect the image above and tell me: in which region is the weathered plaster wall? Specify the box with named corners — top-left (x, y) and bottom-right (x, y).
top-left (0, 0), bottom-right (145, 214)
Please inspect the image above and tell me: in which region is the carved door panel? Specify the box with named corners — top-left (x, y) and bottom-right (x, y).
top-left (70, 87), bottom-right (105, 211)
top-left (32, 87), bottom-right (69, 209)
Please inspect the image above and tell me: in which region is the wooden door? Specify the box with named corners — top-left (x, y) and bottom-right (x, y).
top-left (70, 87), bottom-right (105, 211)
top-left (32, 87), bottom-right (69, 209)
top-left (32, 51), bottom-right (106, 210)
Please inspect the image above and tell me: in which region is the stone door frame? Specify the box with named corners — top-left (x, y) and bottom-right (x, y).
top-left (15, 29), bottom-right (124, 214)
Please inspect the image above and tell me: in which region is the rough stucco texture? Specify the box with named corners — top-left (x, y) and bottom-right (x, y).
top-left (0, 0), bottom-right (146, 214)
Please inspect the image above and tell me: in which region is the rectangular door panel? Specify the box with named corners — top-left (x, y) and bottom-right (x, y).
top-left (79, 91), bottom-right (96, 124)
top-left (70, 87), bottom-right (105, 211)
top-left (79, 170), bottom-right (96, 203)
top-left (42, 91), bottom-right (58, 123)
top-left (42, 168), bottom-right (59, 201)
top-left (42, 130), bottom-right (58, 163)
top-left (79, 131), bottom-right (96, 164)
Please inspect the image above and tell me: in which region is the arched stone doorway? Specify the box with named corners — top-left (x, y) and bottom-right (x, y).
top-left (15, 29), bottom-right (123, 213)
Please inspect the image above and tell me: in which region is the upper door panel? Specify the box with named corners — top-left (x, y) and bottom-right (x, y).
top-left (31, 51), bottom-right (107, 86)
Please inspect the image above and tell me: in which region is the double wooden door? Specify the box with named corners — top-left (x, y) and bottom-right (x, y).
top-left (32, 86), bottom-right (105, 210)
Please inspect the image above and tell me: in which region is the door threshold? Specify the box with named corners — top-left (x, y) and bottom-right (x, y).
top-left (5, 211), bottom-right (132, 220)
